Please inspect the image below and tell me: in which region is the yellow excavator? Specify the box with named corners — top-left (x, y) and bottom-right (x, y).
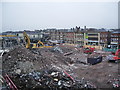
top-left (0, 35), bottom-right (17, 37)
top-left (23, 32), bottom-right (52, 49)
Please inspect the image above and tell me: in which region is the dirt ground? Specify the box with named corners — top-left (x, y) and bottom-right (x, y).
top-left (1, 44), bottom-right (120, 89)
top-left (73, 61), bottom-right (119, 88)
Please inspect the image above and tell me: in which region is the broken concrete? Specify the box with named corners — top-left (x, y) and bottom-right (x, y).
top-left (1, 45), bottom-right (120, 89)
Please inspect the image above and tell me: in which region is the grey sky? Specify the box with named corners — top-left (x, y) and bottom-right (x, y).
top-left (1, 2), bottom-right (118, 32)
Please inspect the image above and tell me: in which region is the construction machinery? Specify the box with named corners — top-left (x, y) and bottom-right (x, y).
top-left (83, 47), bottom-right (95, 54)
top-left (108, 49), bottom-right (120, 62)
top-left (112, 49), bottom-right (120, 61)
top-left (0, 35), bottom-right (17, 37)
top-left (23, 32), bottom-right (52, 49)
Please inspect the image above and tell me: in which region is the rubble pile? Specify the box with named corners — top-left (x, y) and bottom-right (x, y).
top-left (11, 69), bottom-right (96, 90)
top-left (31, 47), bottom-right (70, 66)
top-left (58, 44), bottom-right (76, 53)
top-left (1, 45), bottom-right (120, 89)
top-left (51, 45), bottom-right (88, 64)
top-left (2, 46), bottom-right (72, 74)
top-left (107, 77), bottom-right (120, 88)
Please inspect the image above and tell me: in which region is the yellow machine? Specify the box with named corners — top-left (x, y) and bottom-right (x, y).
top-left (23, 32), bottom-right (52, 48)
top-left (0, 35), bottom-right (17, 37)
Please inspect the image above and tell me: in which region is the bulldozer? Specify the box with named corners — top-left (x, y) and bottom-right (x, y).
top-left (23, 32), bottom-right (52, 49)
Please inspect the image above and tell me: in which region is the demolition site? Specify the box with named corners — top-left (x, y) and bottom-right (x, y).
top-left (0, 27), bottom-right (120, 90)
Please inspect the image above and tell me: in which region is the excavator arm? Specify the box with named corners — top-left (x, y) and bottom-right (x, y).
top-left (23, 32), bottom-right (31, 48)
top-left (37, 40), bottom-right (44, 46)
top-left (0, 35), bottom-right (17, 37)
top-left (23, 32), bottom-right (52, 48)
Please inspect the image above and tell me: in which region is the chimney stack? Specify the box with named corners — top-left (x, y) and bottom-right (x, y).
top-left (84, 26), bottom-right (86, 30)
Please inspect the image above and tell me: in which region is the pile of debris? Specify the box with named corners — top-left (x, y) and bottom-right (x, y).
top-left (2, 45), bottom-right (119, 89)
top-left (11, 69), bottom-right (96, 89)
top-left (2, 46), bottom-right (72, 75)
top-left (107, 77), bottom-right (120, 88)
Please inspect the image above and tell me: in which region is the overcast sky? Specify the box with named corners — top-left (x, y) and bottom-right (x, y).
top-left (0, 0), bottom-right (119, 32)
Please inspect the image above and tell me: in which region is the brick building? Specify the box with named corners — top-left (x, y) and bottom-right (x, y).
top-left (111, 30), bottom-right (120, 49)
top-left (64, 31), bottom-right (75, 44)
top-left (100, 31), bottom-right (111, 48)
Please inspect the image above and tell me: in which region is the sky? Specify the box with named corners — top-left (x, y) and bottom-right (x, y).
top-left (0, 0), bottom-right (119, 32)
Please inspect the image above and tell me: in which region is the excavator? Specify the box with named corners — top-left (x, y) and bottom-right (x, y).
top-left (108, 49), bottom-right (120, 63)
top-left (0, 35), bottom-right (17, 37)
top-left (23, 32), bottom-right (52, 49)
top-left (112, 49), bottom-right (120, 61)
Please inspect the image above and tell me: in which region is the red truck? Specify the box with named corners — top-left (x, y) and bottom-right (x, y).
top-left (83, 47), bottom-right (95, 54)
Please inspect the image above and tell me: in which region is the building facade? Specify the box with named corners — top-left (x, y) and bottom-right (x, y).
top-left (84, 30), bottom-right (100, 46)
top-left (111, 31), bottom-right (120, 49)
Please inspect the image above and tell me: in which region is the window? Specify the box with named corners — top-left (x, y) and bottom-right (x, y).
top-left (88, 37), bottom-right (98, 40)
top-left (88, 34), bottom-right (98, 36)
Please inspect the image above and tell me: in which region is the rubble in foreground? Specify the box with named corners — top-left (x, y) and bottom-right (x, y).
top-left (1, 45), bottom-right (120, 89)
top-left (11, 69), bottom-right (96, 90)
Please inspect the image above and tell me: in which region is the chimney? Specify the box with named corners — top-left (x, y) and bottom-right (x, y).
top-left (84, 26), bottom-right (86, 31)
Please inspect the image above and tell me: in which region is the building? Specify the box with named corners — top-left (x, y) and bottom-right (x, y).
top-left (64, 31), bottom-right (75, 44)
top-left (99, 29), bottom-right (120, 49)
top-left (50, 29), bottom-right (65, 43)
top-left (74, 27), bottom-right (84, 46)
top-left (100, 31), bottom-right (111, 48)
top-left (84, 29), bottom-right (100, 46)
top-left (2, 27), bottom-right (119, 50)
top-left (111, 30), bottom-right (120, 49)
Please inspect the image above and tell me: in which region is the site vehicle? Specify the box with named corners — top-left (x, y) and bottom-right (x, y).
top-left (108, 49), bottom-right (120, 62)
top-left (23, 32), bottom-right (52, 49)
top-left (83, 47), bottom-right (95, 54)
top-left (0, 35), bottom-right (17, 37)
top-left (112, 49), bottom-right (120, 61)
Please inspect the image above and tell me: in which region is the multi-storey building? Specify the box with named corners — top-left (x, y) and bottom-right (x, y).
top-left (2, 27), bottom-right (119, 49)
top-left (84, 29), bottom-right (100, 46)
top-left (100, 31), bottom-right (111, 48)
top-left (74, 31), bottom-right (84, 45)
top-left (111, 31), bottom-right (120, 49)
top-left (64, 30), bottom-right (75, 44)
top-left (74, 27), bottom-right (84, 46)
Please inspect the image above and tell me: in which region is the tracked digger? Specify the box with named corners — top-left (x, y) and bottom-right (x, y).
top-left (23, 32), bottom-right (52, 49)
